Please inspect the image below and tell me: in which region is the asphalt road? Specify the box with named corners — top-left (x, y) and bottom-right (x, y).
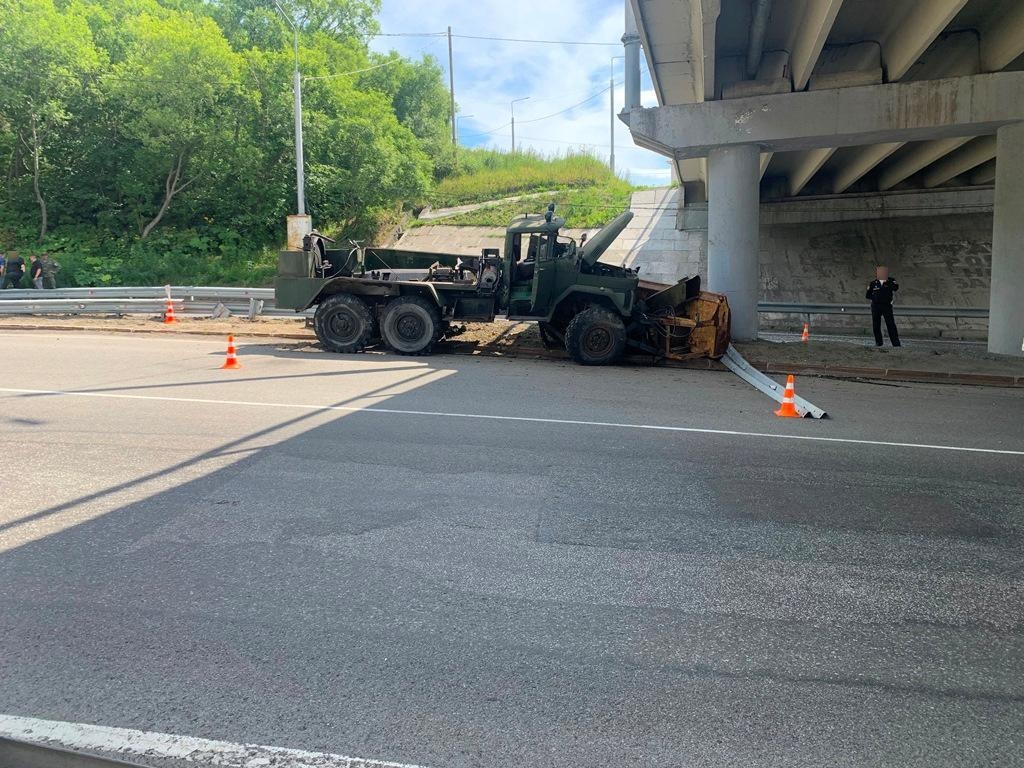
top-left (1, 330), bottom-right (1022, 768)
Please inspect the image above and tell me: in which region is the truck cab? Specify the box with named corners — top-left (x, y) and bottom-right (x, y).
top-left (504, 211), bottom-right (582, 318)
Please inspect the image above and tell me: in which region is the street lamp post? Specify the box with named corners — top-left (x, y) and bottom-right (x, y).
top-left (610, 55), bottom-right (623, 176)
top-left (273, 0), bottom-right (305, 216)
top-left (510, 97), bottom-right (529, 153)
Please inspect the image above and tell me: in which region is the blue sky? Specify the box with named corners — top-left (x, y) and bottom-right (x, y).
top-left (369, 0), bottom-right (670, 186)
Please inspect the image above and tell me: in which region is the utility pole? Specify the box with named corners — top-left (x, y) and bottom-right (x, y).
top-left (292, 27), bottom-right (306, 215)
top-left (273, 0), bottom-right (305, 215)
top-left (510, 96), bottom-right (529, 153)
top-left (448, 26), bottom-right (456, 145)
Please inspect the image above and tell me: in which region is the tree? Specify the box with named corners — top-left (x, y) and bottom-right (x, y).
top-left (103, 11), bottom-right (250, 237)
top-left (0, 0), bottom-right (102, 241)
top-left (361, 53), bottom-right (450, 141)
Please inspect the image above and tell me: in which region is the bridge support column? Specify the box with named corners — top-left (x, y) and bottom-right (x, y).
top-left (989, 122), bottom-right (1024, 357)
top-left (708, 144), bottom-right (761, 341)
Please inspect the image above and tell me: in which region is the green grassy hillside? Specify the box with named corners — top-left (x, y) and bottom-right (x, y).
top-left (424, 148), bottom-right (637, 228)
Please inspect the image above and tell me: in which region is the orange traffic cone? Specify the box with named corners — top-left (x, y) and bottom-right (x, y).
top-left (774, 375), bottom-right (802, 418)
top-left (221, 335), bottom-right (241, 369)
top-left (163, 298), bottom-right (177, 324)
top-left (801, 322), bottom-right (809, 342)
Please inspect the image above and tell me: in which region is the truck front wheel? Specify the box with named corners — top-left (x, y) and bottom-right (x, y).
top-left (380, 295), bottom-right (440, 355)
top-left (313, 293), bottom-right (375, 353)
top-left (565, 307), bottom-right (626, 365)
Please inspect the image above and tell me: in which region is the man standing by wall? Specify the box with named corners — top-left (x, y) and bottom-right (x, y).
top-left (2, 251), bottom-right (24, 289)
top-left (866, 265), bottom-right (901, 347)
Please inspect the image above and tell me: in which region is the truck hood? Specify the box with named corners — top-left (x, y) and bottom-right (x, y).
top-left (579, 211), bottom-right (634, 267)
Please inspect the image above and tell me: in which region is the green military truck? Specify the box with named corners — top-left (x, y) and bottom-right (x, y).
top-left (275, 204), bottom-right (730, 365)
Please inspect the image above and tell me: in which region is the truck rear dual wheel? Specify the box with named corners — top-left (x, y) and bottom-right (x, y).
top-left (381, 295), bottom-right (440, 355)
top-left (314, 293), bottom-right (375, 353)
top-left (565, 307), bottom-right (627, 365)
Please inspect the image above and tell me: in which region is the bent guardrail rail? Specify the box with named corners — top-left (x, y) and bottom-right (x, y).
top-left (721, 345), bottom-right (828, 419)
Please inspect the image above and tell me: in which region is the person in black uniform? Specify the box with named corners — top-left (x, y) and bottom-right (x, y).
top-left (865, 265), bottom-right (901, 347)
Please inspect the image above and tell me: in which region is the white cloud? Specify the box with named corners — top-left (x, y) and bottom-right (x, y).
top-left (371, 0), bottom-right (669, 186)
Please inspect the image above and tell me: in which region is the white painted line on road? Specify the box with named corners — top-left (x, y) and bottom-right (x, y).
top-left (0, 331), bottom-right (234, 344)
top-left (0, 713), bottom-right (433, 768)
top-left (2, 386), bottom-right (1022, 457)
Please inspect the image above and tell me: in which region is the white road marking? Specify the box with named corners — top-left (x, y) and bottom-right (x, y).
top-left (0, 331), bottom-right (231, 345)
top-left (1, 386), bottom-right (1021, 457)
top-left (0, 714), bottom-right (431, 768)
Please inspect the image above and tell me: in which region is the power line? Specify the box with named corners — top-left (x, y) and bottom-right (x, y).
top-left (517, 82), bottom-right (621, 124)
top-left (453, 33), bottom-right (620, 47)
top-left (302, 58), bottom-right (401, 81)
top-left (373, 31), bottom-right (447, 38)
top-left (373, 31), bottom-right (620, 46)
top-left (461, 121), bottom-right (512, 137)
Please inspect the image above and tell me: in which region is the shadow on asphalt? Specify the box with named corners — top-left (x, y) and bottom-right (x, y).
top-left (1, 351), bottom-right (1022, 768)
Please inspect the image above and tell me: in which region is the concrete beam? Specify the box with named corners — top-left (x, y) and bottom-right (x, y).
top-left (788, 147), bottom-right (836, 196)
top-left (831, 142), bottom-right (903, 193)
top-left (789, 0), bottom-right (845, 91)
top-left (808, 68), bottom-right (882, 91)
top-left (981, 0), bottom-right (1024, 72)
top-left (700, 0), bottom-right (721, 101)
top-left (922, 135), bottom-right (997, 187)
top-left (825, 32), bottom-right (980, 196)
top-left (627, 72), bottom-right (1024, 160)
top-left (876, 136), bottom-right (973, 190)
top-left (882, 0), bottom-right (968, 81)
top-left (969, 158), bottom-right (996, 185)
top-left (760, 152), bottom-right (773, 180)
top-left (630, 0), bottom-right (719, 105)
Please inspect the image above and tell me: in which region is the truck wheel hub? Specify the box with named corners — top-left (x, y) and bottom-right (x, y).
top-left (397, 313), bottom-right (425, 341)
top-left (328, 311), bottom-right (357, 341)
top-left (583, 327), bottom-right (612, 355)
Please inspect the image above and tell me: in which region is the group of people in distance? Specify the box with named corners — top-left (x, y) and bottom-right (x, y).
top-left (0, 251), bottom-right (60, 290)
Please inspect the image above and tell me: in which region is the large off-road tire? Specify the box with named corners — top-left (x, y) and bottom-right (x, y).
top-left (565, 307), bottom-right (627, 366)
top-left (313, 293), bottom-right (375, 353)
top-left (380, 294), bottom-right (440, 355)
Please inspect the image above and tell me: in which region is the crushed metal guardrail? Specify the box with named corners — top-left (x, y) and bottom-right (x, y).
top-left (721, 345), bottom-right (828, 419)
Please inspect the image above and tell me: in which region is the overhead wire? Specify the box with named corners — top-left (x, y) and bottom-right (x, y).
top-left (302, 58), bottom-right (402, 81)
top-left (373, 31), bottom-right (621, 46)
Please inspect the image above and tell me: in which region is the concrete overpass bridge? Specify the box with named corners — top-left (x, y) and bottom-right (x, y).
top-left (620, 0), bottom-right (1024, 355)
